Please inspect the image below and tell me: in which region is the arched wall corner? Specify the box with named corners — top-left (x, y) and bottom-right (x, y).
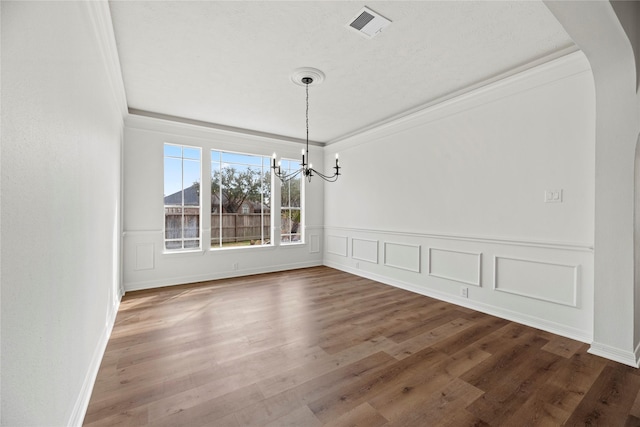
top-left (545, 0), bottom-right (640, 367)
top-left (635, 133), bottom-right (640, 357)
top-left (610, 0), bottom-right (640, 92)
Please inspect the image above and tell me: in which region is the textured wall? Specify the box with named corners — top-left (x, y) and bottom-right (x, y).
top-left (1, 2), bottom-right (123, 424)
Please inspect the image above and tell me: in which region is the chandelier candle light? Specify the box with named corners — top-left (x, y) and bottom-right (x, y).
top-left (272, 68), bottom-right (341, 183)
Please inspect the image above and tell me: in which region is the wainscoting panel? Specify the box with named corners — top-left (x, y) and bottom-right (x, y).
top-left (429, 248), bottom-right (481, 286)
top-left (135, 243), bottom-right (155, 271)
top-left (494, 256), bottom-right (578, 307)
top-left (322, 226), bottom-right (594, 343)
top-left (327, 235), bottom-right (348, 257)
top-left (309, 234), bottom-right (320, 254)
top-left (352, 238), bottom-right (378, 264)
top-left (384, 242), bottom-right (421, 272)
top-left (124, 229), bottom-right (324, 292)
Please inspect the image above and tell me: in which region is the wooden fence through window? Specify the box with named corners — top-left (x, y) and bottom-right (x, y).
top-left (165, 212), bottom-right (271, 245)
top-left (211, 213), bottom-right (270, 244)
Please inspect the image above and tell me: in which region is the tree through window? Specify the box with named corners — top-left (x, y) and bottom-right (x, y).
top-left (211, 151), bottom-right (271, 248)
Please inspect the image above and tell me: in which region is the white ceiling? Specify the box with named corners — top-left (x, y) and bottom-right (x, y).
top-left (109, 1), bottom-right (576, 144)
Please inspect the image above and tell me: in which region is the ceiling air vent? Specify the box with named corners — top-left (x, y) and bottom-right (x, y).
top-left (347, 6), bottom-right (391, 39)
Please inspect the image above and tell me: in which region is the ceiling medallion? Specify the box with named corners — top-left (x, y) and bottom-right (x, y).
top-left (290, 67), bottom-right (325, 87)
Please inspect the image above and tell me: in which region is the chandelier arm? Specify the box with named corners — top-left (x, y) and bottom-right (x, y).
top-left (273, 166), bottom-right (303, 182)
top-left (309, 168), bottom-right (340, 182)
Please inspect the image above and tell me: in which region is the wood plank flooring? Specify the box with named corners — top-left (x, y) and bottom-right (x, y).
top-left (84, 266), bottom-right (640, 426)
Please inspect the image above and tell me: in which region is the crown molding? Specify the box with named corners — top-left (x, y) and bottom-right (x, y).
top-left (327, 46), bottom-right (586, 148)
top-left (127, 109), bottom-right (323, 148)
top-left (84, 0), bottom-right (128, 118)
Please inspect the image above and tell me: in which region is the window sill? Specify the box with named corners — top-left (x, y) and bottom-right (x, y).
top-left (209, 244), bottom-right (275, 253)
top-left (162, 248), bottom-right (205, 257)
top-left (162, 242), bottom-right (308, 257)
top-left (280, 242), bottom-right (306, 248)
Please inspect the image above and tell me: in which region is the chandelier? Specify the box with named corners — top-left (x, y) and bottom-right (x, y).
top-left (272, 68), bottom-right (341, 183)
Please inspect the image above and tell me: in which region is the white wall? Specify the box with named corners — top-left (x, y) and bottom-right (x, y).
top-left (122, 115), bottom-right (324, 291)
top-left (324, 52), bottom-right (596, 342)
top-left (1, 1), bottom-right (124, 425)
top-left (545, 0), bottom-right (640, 367)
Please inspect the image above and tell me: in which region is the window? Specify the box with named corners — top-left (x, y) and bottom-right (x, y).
top-left (280, 158), bottom-right (303, 244)
top-left (211, 150), bottom-right (271, 248)
top-left (164, 144), bottom-right (201, 250)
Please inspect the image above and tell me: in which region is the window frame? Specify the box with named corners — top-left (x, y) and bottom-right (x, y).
top-left (163, 143), bottom-right (202, 252)
top-left (279, 157), bottom-right (305, 245)
top-left (210, 149), bottom-right (273, 250)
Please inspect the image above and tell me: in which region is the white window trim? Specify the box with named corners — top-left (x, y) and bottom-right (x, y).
top-left (279, 158), bottom-right (305, 246)
top-left (210, 149), bottom-right (273, 250)
top-left (163, 143), bottom-right (202, 252)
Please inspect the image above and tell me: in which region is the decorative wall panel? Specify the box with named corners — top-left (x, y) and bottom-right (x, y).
top-left (429, 248), bottom-right (481, 286)
top-left (327, 235), bottom-right (348, 257)
top-left (494, 256), bottom-right (578, 307)
top-left (309, 234), bottom-right (320, 254)
top-left (352, 238), bottom-right (378, 263)
top-left (135, 243), bottom-right (155, 270)
top-left (384, 242), bottom-right (420, 272)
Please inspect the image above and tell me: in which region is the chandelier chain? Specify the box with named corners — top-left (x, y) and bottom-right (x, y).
top-left (306, 83), bottom-right (309, 156)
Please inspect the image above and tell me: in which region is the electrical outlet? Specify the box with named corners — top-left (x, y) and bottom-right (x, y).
top-left (233, 262), bottom-right (239, 271)
top-left (355, 262), bottom-right (360, 269)
top-left (461, 287), bottom-right (468, 298)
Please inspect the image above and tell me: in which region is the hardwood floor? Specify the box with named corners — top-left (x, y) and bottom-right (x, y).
top-left (84, 266), bottom-right (640, 426)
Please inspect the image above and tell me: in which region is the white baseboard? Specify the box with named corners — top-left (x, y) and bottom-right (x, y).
top-left (68, 294), bottom-right (122, 426)
top-left (324, 261), bottom-right (592, 344)
top-left (124, 260), bottom-right (323, 292)
top-left (588, 341), bottom-right (640, 368)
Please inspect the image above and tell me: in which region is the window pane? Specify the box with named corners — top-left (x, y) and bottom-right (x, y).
top-left (183, 159), bottom-right (200, 206)
top-left (165, 206), bottom-right (183, 239)
top-left (164, 157), bottom-right (182, 201)
top-left (164, 143), bottom-right (201, 251)
top-left (164, 144), bottom-right (182, 158)
top-left (281, 209), bottom-right (291, 235)
top-left (280, 159), bottom-right (300, 174)
top-left (279, 157), bottom-right (303, 243)
top-left (211, 161), bottom-right (221, 175)
top-left (211, 157), bottom-right (221, 215)
top-left (183, 213), bottom-right (199, 238)
top-left (290, 179), bottom-right (301, 208)
top-left (281, 181), bottom-right (290, 207)
top-left (183, 147), bottom-right (201, 160)
top-left (210, 149), bottom-right (271, 249)
top-left (262, 167), bottom-right (271, 211)
top-left (165, 240), bottom-right (182, 250)
top-left (290, 210), bottom-right (301, 235)
top-left (184, 240), bottom-right (199, 249)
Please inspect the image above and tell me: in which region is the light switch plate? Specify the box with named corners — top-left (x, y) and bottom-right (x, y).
top-left (544, 189), bottom-right (563, 203)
